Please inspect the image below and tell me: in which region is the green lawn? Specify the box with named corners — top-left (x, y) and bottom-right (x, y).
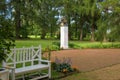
top-left (71, 41), bottom-right (120, 49)
top-left (15, 39), bottom-right (56, 48)
top-left (15, 39), bottom-right (120, 49)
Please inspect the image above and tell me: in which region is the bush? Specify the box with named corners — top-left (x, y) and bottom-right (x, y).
top-left (53, 57), bottom-right (74, 74)
top-left (52, 42), bottom-right (60, 50)
top-left (51, 45), bottom-right (60, 51)
top-left (56, 63), bottom-right (74, 73)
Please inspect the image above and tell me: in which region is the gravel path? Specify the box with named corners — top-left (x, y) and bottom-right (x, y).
top-left (50, 49), bottom-right (120, 72)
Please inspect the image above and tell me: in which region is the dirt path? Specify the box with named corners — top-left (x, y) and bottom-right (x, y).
top-left (50, 49), bottom-right (120, 72)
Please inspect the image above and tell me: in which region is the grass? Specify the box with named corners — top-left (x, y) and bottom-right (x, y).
top-left (15, 39), bottom-right (120, 49)
top-left (51, 70), bottom-right (64, 79)
top-left (71, 41), bottom-right (120, 49)
top-left (15, 39), bottom-right (57, 48)
top-left (60, 64), bottom-right (120, 80)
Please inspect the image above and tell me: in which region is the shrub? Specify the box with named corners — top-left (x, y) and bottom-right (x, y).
top-left (56, 63), bottom-right (73, 73)
top-left (52, 42), bottom-right (60, 50)
top-left (54, 57), bottom-right (74, 74)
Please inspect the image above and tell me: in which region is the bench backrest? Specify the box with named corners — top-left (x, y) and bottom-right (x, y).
top-left (3, 46), bottom-right (42, 68)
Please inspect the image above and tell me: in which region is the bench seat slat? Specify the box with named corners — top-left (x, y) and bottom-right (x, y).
top-left (15, 64), bottom-right (49, 75)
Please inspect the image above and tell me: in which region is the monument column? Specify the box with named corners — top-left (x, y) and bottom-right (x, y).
top-left (60, 18), bottom-right (68, 49)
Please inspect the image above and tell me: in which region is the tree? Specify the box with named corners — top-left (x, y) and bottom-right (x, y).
top-left (84, 0), bottom-right (100, 41)
top-left (108, 0), bottom-right (120, 41)
top-left (98, 0), bottom-right (120, 41)
top-left (11, 0), bottom-right (42, 39)
top-left (35, 0), bottom-right (58, 39)
top-left (1, 0), bottom-right (119, 42)
top-left (0, 0), bottom-right (14, 63)
top-left (69, 0), bottom-right (100, 41)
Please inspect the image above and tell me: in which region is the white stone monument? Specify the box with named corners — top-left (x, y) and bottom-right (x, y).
top-left (60, 18), bottom-right (68, 49)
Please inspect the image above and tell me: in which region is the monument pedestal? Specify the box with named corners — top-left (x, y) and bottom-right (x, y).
top-left (60, 25), bottom-right (68, 49)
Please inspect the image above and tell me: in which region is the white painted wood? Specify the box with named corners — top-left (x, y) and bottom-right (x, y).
top-left (29, 74), bottom-right (48, 80)
top-left (14, 48), bottom-right (16, 68)
top-left (60, 25), bottom-right (68, 49)
top-left (2, 46), bottom-right (51, 80)
top-left (0, 69), bottom-right (9, 80)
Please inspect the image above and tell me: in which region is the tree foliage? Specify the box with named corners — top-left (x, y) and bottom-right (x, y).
top-left (0, 0), bottom-right (14, 62)
top-left (0, 0), bottom-right (120, 42)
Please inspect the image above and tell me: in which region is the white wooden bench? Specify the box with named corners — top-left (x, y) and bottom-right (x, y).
top-left (2, 46), bottom-right (51, 80)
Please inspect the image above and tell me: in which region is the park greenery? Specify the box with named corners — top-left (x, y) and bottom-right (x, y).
top-left (0, 16), bottom-right (14, 62)
top-left (0, 0), bottom-right (120, 41)
top-left (0, 0), bottom-right (120, 63)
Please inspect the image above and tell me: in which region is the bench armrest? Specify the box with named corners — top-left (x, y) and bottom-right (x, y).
top-left (3, 66), bottom-right (15, 70)
top-left (3, 66), bottom-right (15, 80)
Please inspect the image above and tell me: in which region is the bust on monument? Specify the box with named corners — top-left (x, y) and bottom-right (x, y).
top-left (60, 17), bottom-right (67, 26)
top-left (60, 17), bottom-right (68, 49)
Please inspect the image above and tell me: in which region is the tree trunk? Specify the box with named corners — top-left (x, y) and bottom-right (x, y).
top-left (79, 17), bottom-right (84, 41)
top-left (103, 35), bottom-right (107, 42)
top-left (74, 14), bottom-right (78, 39)
top-left (15, 7), bottom-right (21, 39)
top-left (50, 24), bottom-right (53, 38)
top-left (75, 21), bottom-right (78, 39)
top-left (91, 24), bottom-right (95, 41)
top-left (68, 17), bottom-right (71, 40)
top-left (80, 27), bottom-right (83, 41)
top-left (41, 29), bottom-right (46, 39)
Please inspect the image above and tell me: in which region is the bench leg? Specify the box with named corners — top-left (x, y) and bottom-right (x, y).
top-left (22, 74), bottom-right (25, 80)
top-left (11, 69), bottom-right (15, 80)
top-left (48, 62), bottom-right (51, 79)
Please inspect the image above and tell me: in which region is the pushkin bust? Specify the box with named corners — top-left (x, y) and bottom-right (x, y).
top-left (60, 17), bottom-right (67, 26)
